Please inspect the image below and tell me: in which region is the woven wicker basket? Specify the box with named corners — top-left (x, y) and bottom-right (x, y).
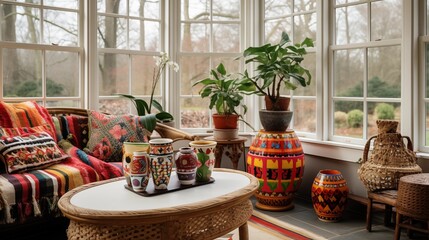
top-left (358, 120), bottom-right (422, 192)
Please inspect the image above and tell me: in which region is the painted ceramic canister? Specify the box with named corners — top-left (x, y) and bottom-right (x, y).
top-left (247, 129), bottom-right (304, 211)
top-left (149, 153), bottom-right (173, 190)
top-left (189, 140), bottom-right (217, 182)
top-left (311, 169), bottom-right (349, 222)
top-left (122, 142), bottom-right (150, 187)
top-left (149, 138), bottom-right (173, 155)
top-left (175, 147), bottom-right (198, 185)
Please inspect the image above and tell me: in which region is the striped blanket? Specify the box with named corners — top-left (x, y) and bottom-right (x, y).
top-left (0, 140), bottom-right (122, 224)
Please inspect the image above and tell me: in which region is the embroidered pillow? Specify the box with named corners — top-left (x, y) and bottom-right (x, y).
top-left (52, 115), bottom-right (89, 149)
top-left (84, 110), bottom-right (149, 162)
top-left (0, 131), bottom-right (69, 173)
top-left (0, 101), bottom-right (57, 141)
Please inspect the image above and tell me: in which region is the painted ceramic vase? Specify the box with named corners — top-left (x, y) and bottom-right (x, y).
top-left (122, 142), bottom-right (150, 187)
top-left (189, 140), bottom-right (217, 182)
top-left (149, 138), bottom-right (174, 190)
top-left (311, 169), bottom-right (349, 222)
top-left (149, 153), bottom-right (173, 190)
top-left (175, 147), bottom-right (198, 185)
top-left (149, 138), bottom-right (173, 155)
top-left (247, 129), bottom-right (304, 211)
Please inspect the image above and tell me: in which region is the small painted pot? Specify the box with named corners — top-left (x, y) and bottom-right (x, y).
top-left (189, 140), bottom-right (217, 182)
top-left (149, 153), bottom-right (173, 190)
top-left (130, 151), bottom-right (150, 175)
top-left (122, 142), bottom-right (149, 187)
top-left (149, 138), bottom-right (173, 155)
top-left (175, 147), bottom-right (198, 185)
top-left (311, 169), bottom-right (349, 222)
top-left (130, 174), bottom-right (150, 192)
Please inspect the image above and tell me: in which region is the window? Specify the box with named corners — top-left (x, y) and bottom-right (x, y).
top-left (97, 0), bottom-right (163, 115)
top-left (0, 0), bottom-right (82, 107)
top-left (263, 0), bottom-right (317, 136)
top-left (178, 0), bottom-right (243, 130)
top-left (331, 0), bottom-right (402, 144)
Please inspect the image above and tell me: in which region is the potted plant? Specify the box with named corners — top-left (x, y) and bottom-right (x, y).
top-left (192, 63), bottom-right (255, 139)
top-left (242, 32), bottom-right (314, 131)
top-left (118, 52), bottom-right (179, 125)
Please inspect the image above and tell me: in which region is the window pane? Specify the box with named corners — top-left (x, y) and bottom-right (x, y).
top-left (46, 51), bottom-right (79, 97)
top-left (293, 13), bottom-right (316, 44)
top-left (44, 10), bottom-right (78, 46)
top-left (1, 4), bottom-right (41, 43)
top-left (371, 0), bottom-right (402, 41)
top-left (265, 0), bottom-right (292, 18)
top-left (44, 0), bottom-right (78, 9)
top-left (294, 0), bottom-right (316, 12)
top-left (98, 16), bottom-right (127, 49)
top-left (98, 53), bottom-right (129, 96)
top-left (336, 0), bottom-right (361, 4)
top-left (368, 102), bottom-right (400, 136)
top-left (130, 0), bottom-right (160, 19)
top-left (212, 57), bottom-right (240, 73)
top-left (129, 20), bottom-right (160, 51)
top-left (181, 97), bottom-right (210, 128)
top-left (335, 4), bottom-right (367, 45)
top-left (213, 0), bottom-right (240, 20)
top-left (180, 23), bottom-right (209, 52)
top-left (367, 46), bottom-right (401, 98)
top-left (427, 0), bottom-right (429, 34)
top-left (265, 19), bottom-right (292, 44)
top-left (3, 49), bottom-right (42, 97)
top-left (334, 101), bottom-right (363, 138)
top-left (181, 0), bottom-right (209, 20)
top-left (46, 100), bottom-right (80, 108)
top-left (98, 0), bottom-right (126, 15)
top-left (293, 99), bottom-right (316, 132)
top-left (131, 55), bottom-right (157, 96)
top-left (180, 56), bottom-right (210, 95)
top-left (334, 49), bottom-right (364, 97)
top-left (100, 99), bottom-right (131, 115)
top-left (213, 24), bottom-right (240, 52)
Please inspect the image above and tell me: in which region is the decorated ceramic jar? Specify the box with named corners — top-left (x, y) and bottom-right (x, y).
top-left (311, 169), bottom-right (349, 222)
top-left (149, 138), bottom-right (173, 155)
top-left (247, 129), bottom-right (304, 211)
top-left (149, 138), bottom-right (174, 190)
top-left (122, 142), bottom-right (149, 187)
top-left (175, 147), bottom-right (198, 185)
top-left (189, 140), bottom-right (217, 182)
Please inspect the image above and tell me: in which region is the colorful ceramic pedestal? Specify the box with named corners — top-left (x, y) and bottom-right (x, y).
top-left (311, 169), bottom-right (349, 222)
top-left (247, 129), bottom-right (304, 211)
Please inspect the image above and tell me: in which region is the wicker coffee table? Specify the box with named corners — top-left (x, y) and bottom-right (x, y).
top-left (58, 168), bottom-right (258, 240)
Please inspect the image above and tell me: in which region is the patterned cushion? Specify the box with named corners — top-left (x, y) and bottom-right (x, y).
top-left (52, 115), bottom-right (89, 149)
top-left (84, 110), bottom-right (149, 162)
top-left (0, 101), bottom-right (57, 142)
top-left (0, 131), bottom-right (69, 173)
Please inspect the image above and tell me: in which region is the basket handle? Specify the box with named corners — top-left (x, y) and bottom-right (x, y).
top-left (402, 136), bottom-right (414, 151)
top-left (362, 135), bottom-right (377, 163)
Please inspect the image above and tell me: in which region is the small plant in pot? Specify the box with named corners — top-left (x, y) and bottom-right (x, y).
top-left (242, 32), bottom-right (314, 131)
top-left (192, 63), bottom-right (256, 139)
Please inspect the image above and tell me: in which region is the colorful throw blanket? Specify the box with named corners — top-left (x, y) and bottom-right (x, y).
top-left (0, 140), bottom-right (122, 224)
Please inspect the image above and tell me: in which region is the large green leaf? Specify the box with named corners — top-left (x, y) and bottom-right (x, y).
top-left (139, 113), bottom-right (157, 133)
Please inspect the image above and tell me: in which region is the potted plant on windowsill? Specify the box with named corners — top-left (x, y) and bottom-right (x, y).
top-left (242, 32), bottom-right (314, 131)
top-left (118, 52), bottom-right (179, 126)
top-left (192, 63), bottom-right (256, 140)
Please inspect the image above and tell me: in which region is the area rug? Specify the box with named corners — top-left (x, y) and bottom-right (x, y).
top-left (219, 210), bottom-right (326, 240)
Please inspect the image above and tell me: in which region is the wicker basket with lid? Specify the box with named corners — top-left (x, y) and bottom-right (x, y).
top-left (357, 120), bottom-right (422, 192)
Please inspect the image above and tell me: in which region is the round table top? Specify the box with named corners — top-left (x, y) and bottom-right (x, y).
top-left (400, 173), bottom-right (429, 185)
top-left (58, 168), bottom-right (258, 221)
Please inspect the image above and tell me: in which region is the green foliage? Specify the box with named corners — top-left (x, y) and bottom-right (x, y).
top-left (116, 94), bottom-right (174, 122)
top-left (6, 79), bottom-right (64, 97)
top-left (347, 109), bottom-right (363, 128)
top-left (334, 111), bottom-right (348, 128)
top-left (336, 76), bottom-right (400, 113)
top-left (375, 103), bottom-right (395, 120)
top-left (241, 32), bottom-right (314, 109)
top-left (193, 63), bottom-right (256, 130)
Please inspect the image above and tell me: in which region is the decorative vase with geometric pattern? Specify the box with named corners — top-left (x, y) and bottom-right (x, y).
top-left (247, 129), bottom-right (304, 211)
top-left (311, 169), bottom-right (349, 222)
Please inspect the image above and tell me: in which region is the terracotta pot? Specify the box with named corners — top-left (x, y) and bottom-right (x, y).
top-left (247, 130), bottom-right (305, 211)
top-left (311, 169), bottom-right (349, 222)
top-left (212, 114), bottom-right (238, 129)
top-left (265, 96), bottom-right (290, 111)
